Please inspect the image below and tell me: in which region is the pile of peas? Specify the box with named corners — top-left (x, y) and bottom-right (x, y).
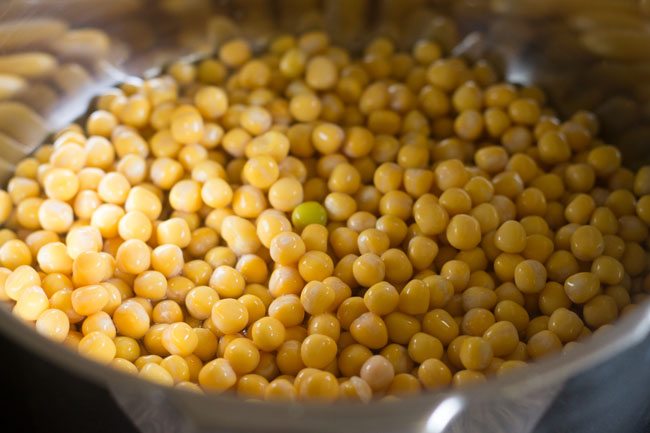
top-left (0, 31), bottom-right (649, 403)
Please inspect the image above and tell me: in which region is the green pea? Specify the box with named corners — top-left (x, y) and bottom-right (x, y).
top-left (292, 201), bottom-right (328, 231)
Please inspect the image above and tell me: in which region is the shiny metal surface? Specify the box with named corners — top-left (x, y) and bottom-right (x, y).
top-left (0, 1), bottom-right (649, 432)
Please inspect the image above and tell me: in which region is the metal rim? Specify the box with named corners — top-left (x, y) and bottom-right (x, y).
top-left (2, 295), bottom-right (650, 425)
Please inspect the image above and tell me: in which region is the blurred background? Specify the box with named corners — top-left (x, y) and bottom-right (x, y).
top-left (1, 0), bottom-right (650, 179)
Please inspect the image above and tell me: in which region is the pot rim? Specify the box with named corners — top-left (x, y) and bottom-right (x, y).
top-left (1, 294), bottom-right (649, 425)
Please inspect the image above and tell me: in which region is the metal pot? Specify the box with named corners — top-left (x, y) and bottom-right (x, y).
top-left (0, 1), bottom-right (649, 432)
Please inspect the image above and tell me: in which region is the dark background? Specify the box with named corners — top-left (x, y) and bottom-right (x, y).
top-left (2, 330), bottom-right (650, 433)
top-left (0, 332), bottom-right (137, 433)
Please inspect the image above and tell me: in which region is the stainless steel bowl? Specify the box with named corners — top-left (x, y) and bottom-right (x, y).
top-left (1, 1), bottom-right (649, 432)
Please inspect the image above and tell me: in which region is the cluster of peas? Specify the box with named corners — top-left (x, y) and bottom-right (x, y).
top-left (0, 31), bottom-right (649, 403)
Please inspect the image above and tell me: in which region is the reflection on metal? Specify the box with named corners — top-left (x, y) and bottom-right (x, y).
top-left (425, 397), bottom-right (465, 433)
